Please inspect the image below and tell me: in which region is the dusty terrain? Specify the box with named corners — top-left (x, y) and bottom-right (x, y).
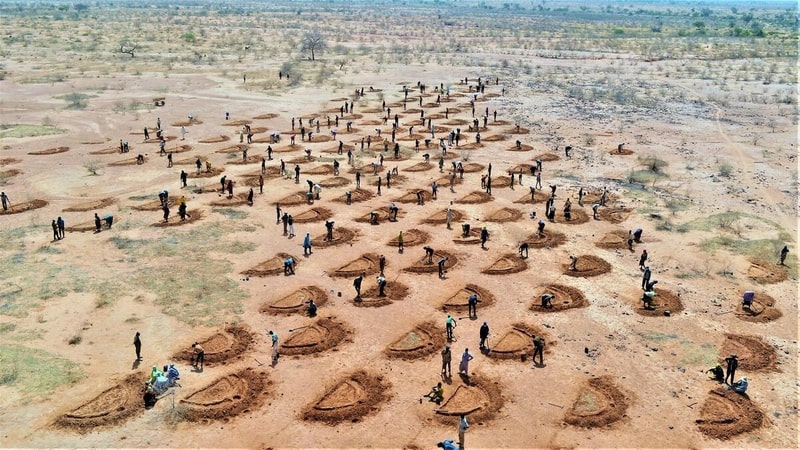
top-left (0, 1), bottom-right (797, 448)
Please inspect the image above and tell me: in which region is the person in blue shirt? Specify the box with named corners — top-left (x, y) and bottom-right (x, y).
top-left (437, 440), bottom-right (458, 450)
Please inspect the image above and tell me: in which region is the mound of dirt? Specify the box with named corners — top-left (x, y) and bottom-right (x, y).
top-left (108, 156), bottom-right (149, 167)
top-left (452, 228), bottom-right (482, 245)
top-left (332, 188), bottom-right (374, 203)
top-left (61, 197), bottom-right (116, 212)
top-left (564, 376), bottom-right (631, 428)
top-left (174, 325), bottom-right (254, 365)
top-left (597, 207), bottom-right (632, 224)
top-left (287, 155), bottom-right (317, 164)
top-left (403, 250), bottom-right (458, 274)
top-left (514, 190), bottom-right (551, 204)
top-left (507, 126), bottom-right (530, 135)
top-left (404, 162), bottom-right (434, 172)
top-left (292, 207), bottom-right (333, 224)
top-left (0, 199), bottom-right (48, 215)
top-left (223, 119), bottom-right (252, 127)
top-left (243, 253), bottom-right (297, 277)
top-left (180, 369), bottom-right (271, 423)
top-left (152, 210), bottom-right (203, 227)
top-left (318, 176), bottom-right (351, 188)
top-left (65, 218), bottom-right (122, 232)
top-left (198, 135), bottom-right (230, 143)
top-left (481, 133), bottom-right (505, 142)
top-left (422, 208), bottom-right (465, 224)
top-left (582, 191), bottom-right (618, 206)
top-left (562, 255), bottom-right (611, 277)
top-left (355, 207), bottom-right (403, 224)
top-left (253, 113), bottom-right (279, 120)
top-left (610, 148), bottom-right (635, 155)
top-left (735, 293), bottom-right (782, 323)
top-left (209, 193), bottom-right (249, 207)
top-left (525, 230), bottom-right (567, 249)
top-left (394, 190), bottom-right (433, 204)
top-left (187, 167), bottom-right (225, 178)
top-left (485, 207), bottom-right (523, 223)
top-left (88, 146), bottom-right (126, 155)
top-left (635, 288), bottom-right (684, 316)
top-left (435, 374), bottom-right (504, 426)
top-left (482, 254), bottom-right (527, 275)
top-left (216, 144), bottom-right (249, 154)
top-left (304, 165), bottom-right (334, 175)
top-left (720, 334), bottom-right (778, 372)
top-left (457, 191), bottom-right (493, 204)
top-left (303, 371), bottom-right (390, 424)
top-left (555, 207), bottom-right (590, 224)
top-left (595, 230), bottom-right (631, 249)
top-left (385, 321), bottom-right (445, 360)
top-left (311, 227), bottom-right (357, 247)
top-left (54, 373), bottom-right (144, 432)
top-left (387, 228), bottom-right (430, 247)
top-left (332, 253), bottom-right (381, 277)
top-left (356, 282), bottom-right (410, 307)
top-left (491, 176), bottom-right (513, 188)
top-left (171, 120), bottom-right (203, 127)
top-left (695, 388), bottom-right (763, 439)
top-left (440, 284), bottom-right (495, 312)
top-left (275, 191), bottom-right (310, 206)
top-left (460, 163), bottom-right (485, 173)
top-left (227, 156), bottom-right (262, 166)
top-left (530, 284), bottom-right (589, 312)
top-left (488, 323), bottom-right (550, 360)
top-left (28, 146), bottom-right (69, 155)
top-left (260, 286), bottom-right (329, 316)
top-left (0, 158), bottom-right (22, 166)
top-left (0, 168), bottom-right (23, 179)
top-left (747, 259), bottom-right (788, 284)
top-left (280, 317), bottom-right (351, 355)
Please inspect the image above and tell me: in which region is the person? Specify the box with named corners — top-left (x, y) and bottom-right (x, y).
top-left (438, 257), bottom-right (448, 278)
top-left (642, 289), bottom-right (656, 309)
top-left (133, 331), bottom-right (142, 360)
top-left (480, 227), bottom-right (489, 249)
top-left (56, 216), bottom-right (65, 239)
top-left (104, 214), bottom-right (114, 228)
top-left (167, 152), bottom-right (173, 167)
top-left (389, 203), bottom-right (399, 221)
top-left (461, 222), bottom-right (470, 237)
top-left (269, 330), bottom-right (279, 364)
top-left (376, 275), bottom-right (387, 297)
top-left (94, 213), bottom-right (102, 233)
top-left (307, 299), bottom-right (317, 317)
top-left (162, 203), bottom-right (170, 223)
top-left (247, 187), bottom-right (254, 206)
top-left (627, 232), bottom-right (634, 251)
top-left (569, 255), bottom-right (578, 271)
top-left (537, 219), bottom-right (545, 236)
top-left (706, 365), bottom-right (725, 382)
top-left (353, 273), bottom-right (364, 298)
top-left (742, 290), bottom-right (755, 310)
top-left (379, 254), bottom-right (386, 276)
top-left (468, 294), bottom-right (480, 318)
top-left (325, 220), bottom-right (335, 241)
top-left (284, 257), bottom-right (295, 275)
top-left (143, 383), bottom-right (157, 409)
top-left (639, 249), bottom-right (648, 270)
top-left (195, 158), bottom-right (202, 175)
top-left (645, 280), bottom-right (658, 291)
top-left (303, 232), bottom-right (312, 256)
top-left (178, 201), bottom-right (187, 221)
top-left (437, 440), bottom-right (459, 450)
top-left (724, 354), bottom-right (738, 385)
top-left (424, 246), bottom-right (435, 264)
top-left (180, 170), bottom-right (188, 188)
top-left (287, 215), bottom-right (295, 238)
top-left (538, 293), bottom-right (554, 309)
top-left (642, 266), bottom-right (651, 290)
top-left (459, 349), bottom-right (473, 375)
top-left (458, 414), bottom-right (469, 449)
top-left (519, 242), bottom-right (529, 258)
top-left (532, 334), bottom-right (545, 366)
top-left (192, 342), bottom-right (205, 370)
top-left (633, 228), bottom-right (643, 242)
top-left (445, 206), bottom-right (453, 229)
top-left (479, 322), bottom-right (489, 350)
top-left (51, 219), bottom-right (59, 241)
top-left (143, 127), bottom-right (150, 141)
top-left (281, 212), bottom-right (289, 235)
top-left (732, 376), bottom-right (748, 394)
top-left (446, 315), bottom-right (457, 340)
top-left (780, 245), bottom-right (789, 265)
top-left (424, 382), bottom-right (445, 404)
top-left (294, 165), bottom-right (300, 183)
top-left (441, 345), bottom-right (452, 378)
top-left (397, 231), bottom-right (404, 252)
top-left (592, 203), bottom-right (600, 220)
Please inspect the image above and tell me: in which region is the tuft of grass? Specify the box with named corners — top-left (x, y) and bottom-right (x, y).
top-left (0, 124), bottom-right (66, 138)
top-left (0, 344), bottom-right (84, 396)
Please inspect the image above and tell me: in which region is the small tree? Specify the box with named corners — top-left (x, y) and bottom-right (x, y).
top-left (300, 29), bottom-right (326, 61)
top-left (119, 39), bottom-right (136, 57)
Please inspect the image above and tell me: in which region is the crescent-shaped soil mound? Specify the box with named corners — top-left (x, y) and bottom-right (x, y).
top-left (303, 371), bottom-right (390, 424)
top-left (64, 218), bottom-right (122, 232)
top-left (131, 198), bottom-right (174, 211)
top-left (174, 325), bottom-right (254, 365)
top-left (534, 152), bottom-right (560, 162)
top-left (387, 228), bottom-right (430, 247)
top-left (746, 259), bottom-right (788, 284)
top-left (394, 190), bottom-right (433, 204)
top-left (198, 135), bottom-right (230, 143)
top-left (507, 126), bottom-right (530, 135)
top-left (152, 209), bottom-right (203, 227)
top-left (0, 158), bottom-right (22, 166)
top-left (720, 334), bottom-right (778, 372)
top-left (0, 199), bottom-right (48, 215)
top-left (62, 197), bottom-right (117, 212)
top-left (28, 146), bottom-right (69, 155)
top-left (634, 288), bottom-right (684, 316)
top-left (173, 156), bottom-right (205, 166)
top-left (452, 228), bottom-right (482, 245)
top-left (318, 176), bottom-right (351, 188)
top-left (355, 207), bottom-right (403, 224)
top-left (191, 184), bottom-right (219, 194)
top-left (332, 188), bottom-right (373, 203)
top-left (556, 207), bottom-right (591, 224)
top-left (286, 155), bottom-right (318, 164)
top-left (54, 373), bottom-right (143, 432)
top-left (530, 284), bottom-right (589, 312)
top-left (304, 164), bottom-right (334, 175)
top-left (180, 369), bottom-right (271, 423)
top-left (108, 156), bottom-right (149, 167)
top-left (482, 254), bottom-right (528, 275)
top-left (564, 376), bottom-right (631, 428)
top-left (165, 144), bottom-right (192, 154)
top-left (292, 207), bottom-right (332, 224)
top-left (0, 168), bottom-right (22, 179)
top-left (171, 120), bottom-right (203, 127)
top-left (695, 388), bottom-right (763, 439)
top-left (562, 255), bottom-right (611, 277)
top-left (440, 284), bottom-right (495, 312)
top-left (403, 250), bottom-right (458, 274)
top-left (260, 286), bottom-right (329, 316)
top-left (485, 207), bottom-right (523, 223)
top-left (735, 293), bottom-right (782, 323)
top-left (435, 374), bottom-right (504, 425)
top-left (481, 133), bottom-right (505, 142)
top-left (209, 193), bottom-right (250, 207)
top-left (280, 317), bottom-right (351, 355)
top-left (227, 157), bottom-right (264, 167)
top-left (223, 119), bottom-right (252, 126)
top-left (458, 142), bottom-right (484, 150)
top-left (253, 113), bottom-right (279, 119)
top-left (311, 227), bottom-right (357, 247)
top-left (385, 321), bottom-right (445, 359)
top-left (145, 136), bottom-right (177, 143)
top-left (187, 167), bottom-right (225, 178)
top-left (595, 230), bottom-right (631, 249)
top-left (404, 162), bottom-right (434, 172)
top-left (457, 191), bottom-right (493, 204)
top-left (460, 163), bottom-right (485, 173)
top-left (275, 191), bottom-right (310, 206)
top-left (597, 207), bottom-right (632, 224)
top-left (525, 230), bottom-right (567, 249)
top-left (514, 190), bottom-right (551, 204)
top-left (435, 174), bottom-right (463, 188)
top-left (610, 148), bottom-right (635, 156)
top-left (243, 253), bottom-right (298, 277)
top-left (271, 144), bottom-right (301, 153)
top-left (332, 253), bottom-right (381, 277)
top-left (491, 176), bottom-right (513, 188)
top-left (488, 323), bottom-right (550, 360)
top-left (356, 282), bottom-right (410, 307)
top-left (308, 134), bottom-right (333, 143)
top-left (582, 191), bottom-right (618, 206)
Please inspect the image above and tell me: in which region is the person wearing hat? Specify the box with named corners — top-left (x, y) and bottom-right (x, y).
top-left (441, 345), bottom-right (452, 378)
top-left (724, 354), bottom-right (738, 385)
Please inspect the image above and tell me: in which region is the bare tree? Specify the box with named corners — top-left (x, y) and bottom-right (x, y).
top-left (300, 29), bottom-right (326, 61)
top-left (119, 39), bottom-right (137, 58)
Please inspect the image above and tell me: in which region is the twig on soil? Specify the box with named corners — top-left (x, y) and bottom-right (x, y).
top-left (547, 402), bottom-right (564, 409)
top-left (687, 402), bottom-right (698, 409)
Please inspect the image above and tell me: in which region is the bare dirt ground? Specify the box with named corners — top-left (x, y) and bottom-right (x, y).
top-left (0, 1), bottom-right (797, 449)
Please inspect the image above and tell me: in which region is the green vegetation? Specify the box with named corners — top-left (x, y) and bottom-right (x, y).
top-left (0, 344), bottom-right (83, 397)
top-left (0, 124), bottom-right (66, 138)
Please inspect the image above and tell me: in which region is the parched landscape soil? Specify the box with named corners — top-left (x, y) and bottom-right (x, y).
top-left (198, 135), bottom-right (230, 143)
top-left (130, 198), bottom-right (174, 211)
top-left (385, 321), bottom-right (445, 360)
top-left (186, 167), bottom-right (225, 178)
top-left (260, 286), bottom-right (329, 316)
top-left (634, 288), bottom-right (684, 316)
top-left (595, 230), bottom-right (631, 249)
top-left (227, 156), bottom-right (262, 166)
top-left (460, 162), bottom-right (485, 173)
top-left (209, 192), bottom-right (249, 207)
top-left (695, 388), bottom-right (764, 440)
top-left (0, 158), bottom-right (22, 166)
top-left (331, 253), bottom-right (381, 277)
top-left (65, 219), bottom-right (122, 233)
top-left (318, 176), bottom-right (351, 188)
top-left (562, 255), bottom-right (611, 277)
top-left (564, 376), bottom-right (631, 428)
top-left (180, 369), bottom-right (272, 423)
top-left (242, 252), bottom-right (297, 277)
top-left (355, 206), bottom-right (402, 224)
top-left (0, 199), bottom-right (48, 215)
top-left (403, 162), bottom-right (433, 172)
top-left (735, 293), bottom-right (783, 323)
top-left (387, 228), bottom-right (430, 247)
top-left (422, 208), bottom-right (465, 224)
top-left (0, 168), bottom-right (23, 179)
top-left (440, 283), bottom-right (496, 312)
top-left (403, 250), bottom-right (458, 274)
top-left (507, 143), bottom-right (534, 152)
top-left (556, 207), bottom-right (591, 225)
top-left (534, 152), bottom-right (560, 162)
top-left (452, 228), bottom-right (482, 245)
top-left (610, 148), bottom-right (635, 156)
top-left (62, 197), bottom-right (117, 212)
top-left (746, 259), bottom-right (788, 284)
top-left (394, 189), bottom-right (432, 204)
top-left (482, 253), bottom-right (528, 275)
top-left (434, 373), bottom-right (504, 426)
top-left (304, 164), bottom-right (334, 175)
top-left (28, 146), bottom-right (69, 155)
top-left (332, 188), bottom-right (374, 203)
top-left (54, 373), bottom-right (144, 433)
top-left (514, 190), bottom-right (551, 204)
top-left (525, 230), bottom-right (567, 249)
top-left (597, 207), bottom-right (633, 224)
top-left (252, 113), bottom-right (279, 120)
top-left (280, 317), bottom-right (351, 356)
top-left (457, 191), bottom-right (493, 204)
top-left (287, 155), bottom-right (317, 164)
top-left (719, 334), bottom-right (778, 372)
top-left (311, 227), bottom-right (357, 247)
top-left (88, 146), bottom-right (126, 155)
top-left (485, 207), bottom-right (523, 223)
top-left (488, 323), bottom-right (549, 360)
top-left (530, 284), bottom-right (589, 312)
top-left (108, 156), bottom-right (150, 167)
top-left (174, 324), bottom-right (254, 365)
top-left (356, 281), bottom-right (410, 307)
top-left (152, 209), bottom-right (203, 227)
top-left (491, 176), bottom-right (513, 188)
top-left (302, 371), bottom-right (390, 425)
top-left (291, 207), bottom-right (333, 223)
top-left (274, 191), bottom-right (310, 206)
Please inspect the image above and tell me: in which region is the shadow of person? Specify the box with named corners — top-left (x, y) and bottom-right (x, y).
top-left (132, 358), bottom-right (141, 370)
